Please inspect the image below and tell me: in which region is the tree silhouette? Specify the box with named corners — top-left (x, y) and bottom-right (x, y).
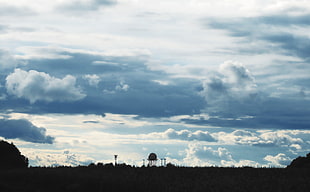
top-left (0, 140), bottom-right (28, 169)
top-left (287, 153), bottom-right (310, 168)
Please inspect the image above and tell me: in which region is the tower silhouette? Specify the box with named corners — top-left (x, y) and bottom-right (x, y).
top-left (114, 155), bottom-right (118, 166)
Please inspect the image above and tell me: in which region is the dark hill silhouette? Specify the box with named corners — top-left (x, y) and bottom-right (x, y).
top-left (287, 153), bottom-right (310, 168)
top-left (0, 140), bottom-right (28, 169)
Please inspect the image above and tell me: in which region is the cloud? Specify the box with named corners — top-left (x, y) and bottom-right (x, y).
top-left (183, 143), bottom-right (236, 166)
top-left (26, 150), bottom-right (94, 167)
top-left (83, 74), bottom-right (101, 87)
top-left (206, 14), bottom-right (310, 61)
top-left (215, 129), bottom-right (305, 148)
top-left (83, 120), bottom-right (100, 124)
top-left (5, 69), bottom-right (86, 103)
top-left (255, 131), bottom-right (303, 147)
top-left (174, 59), bottom-right (310, 129)
top-left (201, 61), bottom-right (257, 103)
top-left (0, 25), bottom-right (8, 33)
top-left (221, 159), bottom-right (260, 168)
top-left (1, 49), bottom-right (205, 117)
top-left (0, 94), bottom-right (6, 101)
top-left (0, 118), bottom-right (54, 144)
top-left (59, 0), bottom-right (117, 13)
top-left (219, 61), bottom-right (256, 89)
top-left (145, 128), bottom-right (217, 142)
top-left (164, 128), bottom-right (216, 142)
top-left (200, 60), bottom-right (258, 117)
top-left (0, 49), bottom-right (18, 69)
top-left (183, 142), bottom-right (262, 167)
top-left (261, 33), bottom-right (310, 61)
top-left (115, 81), bottom-right (129, 91)
top-left (264, 153), bottom-right (291, 167)
top-left (0, 4), bottom-right (35, 16)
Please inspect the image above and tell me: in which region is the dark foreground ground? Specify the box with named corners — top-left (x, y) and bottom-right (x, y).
top-left (0, 166), bottom-right (309, 192)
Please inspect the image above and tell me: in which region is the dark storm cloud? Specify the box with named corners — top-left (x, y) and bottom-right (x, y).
top-left (17, 78), bottom-right (204, 117)
top-left (83, 120), bottom-right (100, 124)
top-left (182, 95), bottom-right (310, 130)
top-left (255, 14), bottom-right (310, 26)
top-left (207, 14), bottom-right (310, 35)
top-left (59, 0), bottom-right (117, 12)
top-left (24, 51), bottom-right (148, 76)
top-left (0, 119), bottom-right (54, 144)
top-left (206, 14), bottom-right (310, 61)
top-left (261, 33), bottom-right (310, 61)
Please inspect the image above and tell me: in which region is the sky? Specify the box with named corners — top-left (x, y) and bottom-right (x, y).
top-left (0, 0), bottom-right (309, 167)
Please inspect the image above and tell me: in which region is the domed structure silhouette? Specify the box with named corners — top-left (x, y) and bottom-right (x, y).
top-left (147, 153), bottom-right (158, 167)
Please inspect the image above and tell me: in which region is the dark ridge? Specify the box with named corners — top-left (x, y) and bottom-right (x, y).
top-left (0, 140), bottom-right (28, 169)
top-left (287, 153), bottom-right (310, 168)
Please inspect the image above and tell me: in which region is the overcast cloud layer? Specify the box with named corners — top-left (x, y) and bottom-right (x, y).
top-left (0, 0), bottom-right (309, 167)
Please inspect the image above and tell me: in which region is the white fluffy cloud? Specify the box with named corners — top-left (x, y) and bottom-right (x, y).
top-left (6, 69), bottom-right (86, 103)
top-left (264, 153), bottom-right (291, 167)
top-left (115, 81), bottom-right (129, 91)
top-left (146, 128), bottom-right (216, 142)
top-left (26, 150), bottom-right (94, 167)
top-left (182, 142), bottom-right (262, 167)
top-left (83, 74), bottom-right (101, 87)
top-left (216, 129), bottom-right (304, 147)
top-left (164, 128), bottom-right (216, 142)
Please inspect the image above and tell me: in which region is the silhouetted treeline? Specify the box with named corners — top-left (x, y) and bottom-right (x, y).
top-left (1, 142), bottom-right (309, 191)
top-left (0, 166), bottom-right (309, 192)
top-left (0, 140), bottom-right (28, 169)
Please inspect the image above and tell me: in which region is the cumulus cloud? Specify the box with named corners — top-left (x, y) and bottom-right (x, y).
top-left (6, 69), bottom-right (86, 103)
top-left (216, 129), bottom-right (304, 147)
top-left (183, 143), bottom-right (235, 166)
top-left (164, 128), bottom-right (216, 142)
top-left (83, 74), bottom-right (101, 87)
top-left (183, 142), bottom-right (261, 167)
top-left (0, 118), bottom-right (54, 144)
top-left (187, 143), bottom-right (232, 160)
top-left (264, 153), bottom-right (291, 167)
top-left (115, 81), bottom-right (129, 91)
top-left (26, 150), bottom-right (94, 167)
top-left (201, 61), bottom-right (257, 102)
top-left (256, 131), bottom-right (303, 147)
top-left (221, 159), bottom-right (260, 167)
top-left (219, 61), bottom-right (256, 90)
top-left (1, 49), bottom-right (205, 118)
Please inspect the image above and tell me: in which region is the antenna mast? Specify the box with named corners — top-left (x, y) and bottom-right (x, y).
top-left (114, 155), bottom-right (118, 166)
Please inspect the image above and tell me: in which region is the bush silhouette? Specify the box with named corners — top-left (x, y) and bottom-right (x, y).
top-left (0, 140), bottom-right (28, 169)
top-left (287, 153), bottom-right (310, 168)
